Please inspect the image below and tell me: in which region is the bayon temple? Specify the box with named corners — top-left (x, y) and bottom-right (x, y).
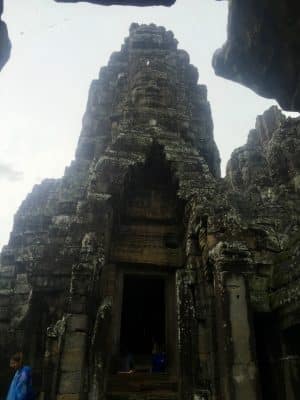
top-left (1, 22), bottom-right (300, 400)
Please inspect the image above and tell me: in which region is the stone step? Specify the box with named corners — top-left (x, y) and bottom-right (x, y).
top-left (107, 374), bottom-right (178, 400)
top-left (107, 390), bottom-right (178, 400)
top-left (108, 381), bottom-right (177, 392)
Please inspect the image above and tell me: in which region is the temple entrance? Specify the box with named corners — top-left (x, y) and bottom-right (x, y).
top-left (120, 275), bottom-right (166, 372)
top-left (254, 313), bottom-right (283, 400)
top-left (108, 145), bottom-right (181, 386)
top-left (107, 268), bottom-right (178, 398)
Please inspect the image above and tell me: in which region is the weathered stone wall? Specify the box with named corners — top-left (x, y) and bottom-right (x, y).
top-left (225, 107), bottom-right (300, 317)
top-left (0, 24), bottom-right (220, 400)
top-left (1, 24), bottom-right (300, 400)
top-left (182, 104), bottom-right (300, 399)
top-left (219, 107), bottom-right (300, 399)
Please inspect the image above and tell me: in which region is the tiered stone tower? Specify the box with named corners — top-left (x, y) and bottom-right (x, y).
top-left (1, 24), bottom-right (300, 400)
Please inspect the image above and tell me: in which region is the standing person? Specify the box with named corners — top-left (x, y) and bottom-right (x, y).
top-left (151, 341), bottom-right (166, 373)
top-left (6, 353), bottom-right (34, 400)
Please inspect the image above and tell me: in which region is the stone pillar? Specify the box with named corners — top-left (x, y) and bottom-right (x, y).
top-left (279, 319), bottom-right (300, 400)
top-left (57, 315), bottom-right (88, 400)
top-left (281, 356), bottom-right (300, 400)
top-left (176, 268), bottom-right (200, 400)
top-left (0, 247), bottom-right (33, 398)
top-left (196, 278), bottom-right (218, 400)
top-left (210, 242), bottom-right (260, 400)
top-left (89, 262), bottom-right (117, 400)
top-left (56, 232), bottom-right (105, 400)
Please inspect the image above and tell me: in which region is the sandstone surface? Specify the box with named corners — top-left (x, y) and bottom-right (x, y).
top-left (1, 24), bottom-right (300, 400)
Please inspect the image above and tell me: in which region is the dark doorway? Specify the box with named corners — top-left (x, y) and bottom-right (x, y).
top-left (282, 324), bottom-right (300, 398)
top-left (120, 275), bottom-right (165, 362)
top-left (254, 313), bottom-right (283, 400)
top-left (283, 323), bottom-right (300, 356)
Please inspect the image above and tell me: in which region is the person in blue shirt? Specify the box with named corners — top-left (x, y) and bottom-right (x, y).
top-left (6, 353), bottom-right (34, 400)
top-left (151, 342), bottom-right (166, 373)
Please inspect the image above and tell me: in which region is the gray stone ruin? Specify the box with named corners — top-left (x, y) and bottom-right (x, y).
top-left (1, 23), bottom-right (300, 400)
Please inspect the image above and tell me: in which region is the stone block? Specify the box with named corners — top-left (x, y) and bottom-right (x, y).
top-left (64, 332), bottom-right (86, 351)
top-left (60, 348), bottom-right (85, 372)
top-left (67, 315), bottom-right (88, 332)
top-left (69, 296), bottom-right (87, 314)
top-left (0, 295), bottom-right (10, 306)
top-left (69, 303), bottom-right (86, 314)
top-left (0, 279), bottom-right (12, 291)
top-left (58, 371), bottom-right (82, 394)
top-left (0, 248), bottom-right (15, 265)
top-left (0, 289), bottom-right (12, 296)
top-left (71, 279), bottom-right (89, 295)
top-left (14, 283), bottom-right (30, 295)
top-left (0, 265), bottom-right (15, 278)
top-left (16, 273), bottom-right (28, 283)
top-left (57, 395), bottom-right (80, 400)
top-left (0, 306), bottom-right (10, 320)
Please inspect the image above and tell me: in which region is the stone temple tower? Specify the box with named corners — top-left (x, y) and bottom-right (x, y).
top-left (1, 23), bottom-right (300, 400)
top-left (0, 23), bottom-right (220, 400)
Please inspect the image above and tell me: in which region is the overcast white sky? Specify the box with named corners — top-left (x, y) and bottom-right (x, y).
top-left (0, 0), bottom-right (298, 250)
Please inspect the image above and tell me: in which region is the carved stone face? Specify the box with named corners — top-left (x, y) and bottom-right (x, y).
top-left (131, 78), bottom-right (173, 109)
